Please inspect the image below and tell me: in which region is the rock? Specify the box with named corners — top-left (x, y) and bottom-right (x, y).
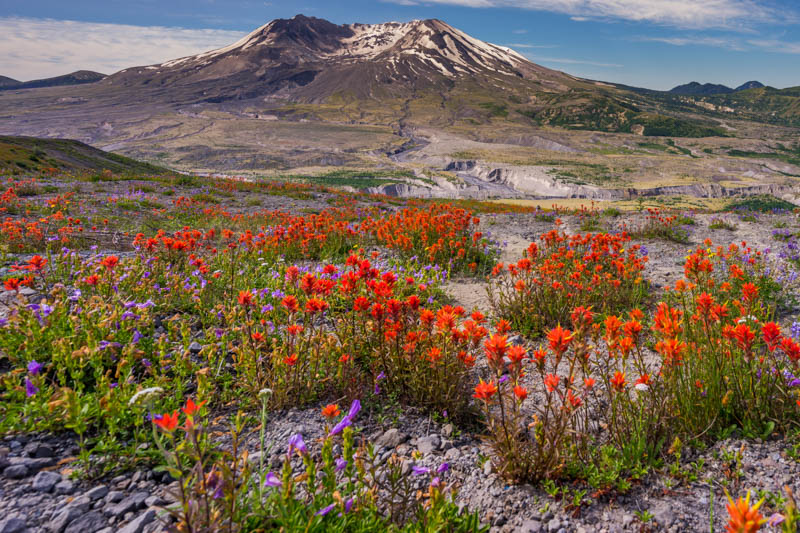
top-left (3, 464), bottom-right (29, 479)
top-left (64, 511), bottom-right (107, 533)
top-left (33, 470), bottom-right (62, 492)
top-left (0, 516), bottom-right (26, 533)
top-left (19, 456), bottom-right (56, 472)
top-left (86, 485), bottom-right (109, 501)
top-left (118, 510), bottom-right (156, 533)
top-left (188, 342), bottom-right (203, 353)
top-left (142, 522), bottom-right (163, 533)
top-left (652, 502), bottom-right (675, 527)
top-left (66, 495), bottom-right (92, 512)
top-left (55, 479), bottom-right (76, 495)
top-left (483, 461), bottom-right (493, 475)
top-left (547, 518), bottom-right (562, 532)
top-left (24, 441), bottom-right (55, 458)
top-left (47, 507), bottom-right (83, 533)
top-left (622, 514), bottom-right (634, 527)
top-left (444, 447), bottom-right (461, 460)
top-left (105, 490), bottom-right (125, 503)
top-left (417, 434), bottom-right (441, 454)
top-left (376, 429), bottom-right (408, 448)
top-left (520, 519), bottom-right (542, 533)
top-left (109, 491), bottom-right (150, 517)
top-left (442, 424), bottom-right (454, 438)
top-left (144, 496), bottom-right (163, 507)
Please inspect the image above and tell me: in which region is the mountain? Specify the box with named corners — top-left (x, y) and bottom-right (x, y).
top-left (669, 82), bottom-right (734, 95)
top-left (0, 70), bottom-right (106, 91)
top-left (95, 15), bottom-right (725, 137)
top-left (105, 15), bottom-right (568, 103)
top-left (0, 76), bottom-right (20, 88)
top-left (735, 81), bottom-right (765, 91)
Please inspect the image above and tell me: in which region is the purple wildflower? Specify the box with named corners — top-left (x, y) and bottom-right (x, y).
top-left (316, 503), bottom-right (336, 516)
top-left (27, 360), bottom-right (43, 375)
top-left (335, 457), bottom-right (348, 472)
top-left (288, 434), bottom-right (307, 456)
top-left (25, 378), bottom-right (38, 398)
top-left (328, 416), bottom-right (352, 437)
top-left (436, 463), bottom-right (449, 474)
top-left (412, 465), bottom-right (430, 476)
top-left (264, 472), bottom-right (281, 488)
top-left (347, 399), bottom-right (361, 420)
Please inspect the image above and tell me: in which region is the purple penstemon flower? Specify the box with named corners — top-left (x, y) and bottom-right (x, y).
top-left (27, 360), bottom-right (43, 375)
top-left (374, 371), bottom-right (386, 394)
top-left (328, 416), bottom-right (352, 437)
top-left (412, 465), bottom-right (430, 476)
top-left (264, 471), bottom-right (281, 487)
top-left (315, 503), bottom-right (336, 516)
top-left (436, 462), bottom-right (449, 474)
top-left (335, 457), bottom-right (348, 472)
top-left (25, 377), bottom-right (38, 398)
top-left (288, 434), bottom-right (307, 456)
top-left (347, 399), bottom-right (361, 420)
top-left (131, 329), bottom-right (143, 344)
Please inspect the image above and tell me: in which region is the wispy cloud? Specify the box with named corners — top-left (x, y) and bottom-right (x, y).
top-left (506, 42), bottom-right (557, 49)
top-left (634, 34), bottom-right (800, 54)
top-left (385, 0), bottom-right (789, 30)
top-left (0, 17), bottom-right (245, 81)
top-left (633, 35), bottom-right (747, 51)
top-left (525, 55), bottom-right (623, 68)
top-left (747, 38), bottom-right (800, 54)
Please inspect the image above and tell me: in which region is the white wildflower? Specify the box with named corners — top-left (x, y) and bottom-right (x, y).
top-left (128, 386), bottom-right (164, 406)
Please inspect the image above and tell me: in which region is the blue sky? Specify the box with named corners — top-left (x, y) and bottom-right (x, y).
top-left (1, 0), bottom-right (799, 90)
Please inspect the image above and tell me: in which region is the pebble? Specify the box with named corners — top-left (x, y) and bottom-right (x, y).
top-left (55, 479), bottom-right (76, 495)
top-left (417, 434), bottom-right (441, 454)
top-left (87, 485), bottom-right (109, 501)
top-left (64, 511), bottom-right (107, 533)
top-left (0, 516), bottom-right (26, 533)
top-left (118, 509), bottom-right (156, 533)
top-left (4, 465), bottom-right (28, 479)
top-left (32, 470), bottom-right (62, 492)
top-left (375, 429), bottom-right (407, 448)
top-left (47, 507), bottom-right (83, 533)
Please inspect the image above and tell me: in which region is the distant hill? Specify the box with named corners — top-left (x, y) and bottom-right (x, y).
top-left (669, 80), bottom-right (766, 96)
top-left (0, 135), bottom-right (173, 175)
top-left (0, 76), bottom-right (20, 88)
top-left (669, 82), bottom-right (734, 95)
top-left (735, 81), bottom-right (765, 91)
top-left (0, 70), bottom-right (105, 91)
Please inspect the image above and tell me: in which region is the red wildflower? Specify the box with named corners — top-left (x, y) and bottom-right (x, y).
top-left (284, 353), bottom-right (299, 366)
top-left (473, 380), bottom-right (497, 402)
top-left (27, 255), bottom-right (47, 271)
top-left (761, 322), bottom-right (781, 352)
top-left (610, 371), bottom-right (626, 391)
top-left (321, 404), bottom-right (340, 419)
top-left (3, 278), bottom-right (20, 291)
top-left (238, 291), bottom-right (254, 306)
top-left (544, 374), bottom-right (560, 393)
top-left (724, 490), bottom-right (765, 533)
top-left (513, 385), bottom-right (528, 401)
top-left (182, 398), bottom-right (206, 417)
top-left (741, 282), bottom-right (759, 303)
top-left (281, 295), bottom-right (299, 313)
top-left (732, 323), bottom-right (755, 352)
top-left (154, 410), bottom-right (179, 432)
top-left (546, 326), bottom-right (572, 355)
top-left (100, 255), bottom-right (119, 270)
